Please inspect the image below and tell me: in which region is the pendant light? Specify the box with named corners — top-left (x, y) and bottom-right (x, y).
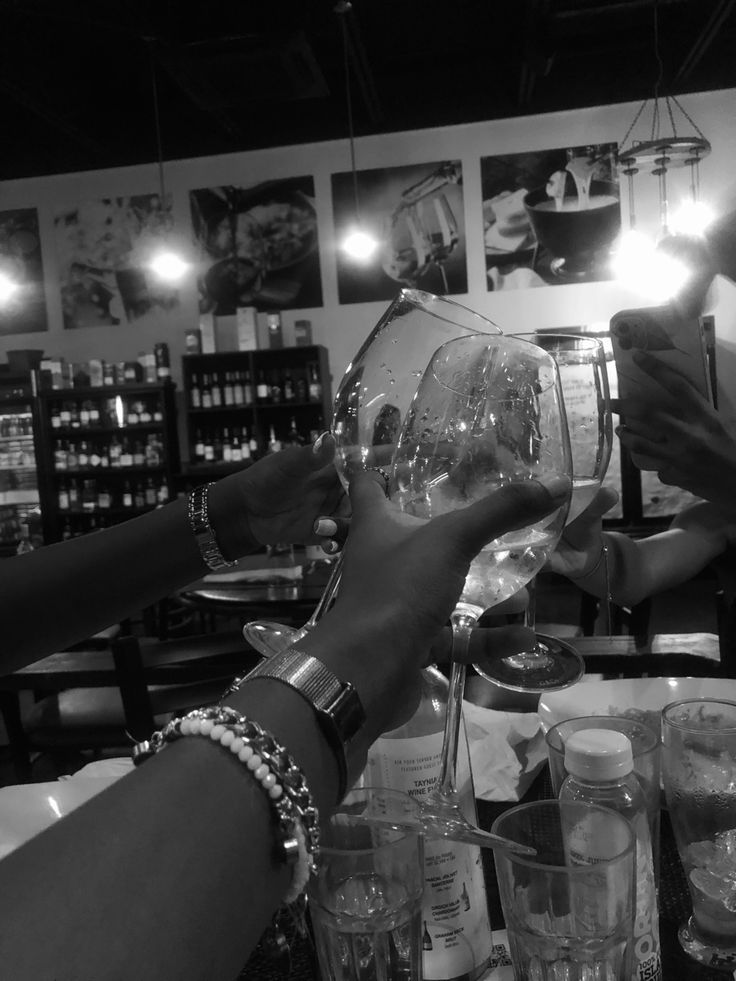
top-left (612, 0), bottom-right (713, 300)
top-left (145, 38), bottom-right (190, 283)
top-left (335, 2), bottom-right (377, 261)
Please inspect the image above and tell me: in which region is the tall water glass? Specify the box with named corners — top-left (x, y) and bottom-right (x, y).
top-left (308, 787), bottom-right (425, 981)
top-left (492, 800), bottom-right (636, 980)
top-left (662, 698), bottom-right (736, 970)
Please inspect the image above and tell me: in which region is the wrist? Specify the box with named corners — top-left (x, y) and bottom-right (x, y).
top-left (207, 475), bottom-right (259, 560)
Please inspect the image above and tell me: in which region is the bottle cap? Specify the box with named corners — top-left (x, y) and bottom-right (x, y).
top-left (564, 728), bottom-right (634, 781)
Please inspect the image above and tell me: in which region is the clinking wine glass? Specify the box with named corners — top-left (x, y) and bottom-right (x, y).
top-left (390, 333), bottom-right (572, 843)
top-left (476, 332), bottom-right (612, 692)
top-left (242, 289), bottom-right (500, 658)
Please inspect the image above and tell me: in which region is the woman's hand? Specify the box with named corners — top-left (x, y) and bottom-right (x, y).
top-left (614, 352), bottom-right (736, 517)
top-left (547, 486), bottom-right (618, 581)
top-left (209, 433), bottom-right (350, 556)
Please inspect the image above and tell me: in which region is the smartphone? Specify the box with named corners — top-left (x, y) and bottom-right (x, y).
top-left (610, 304), bottom-right (714, 470)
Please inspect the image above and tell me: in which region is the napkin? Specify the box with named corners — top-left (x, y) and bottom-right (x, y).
top-left (463, 701), bottom-right (546, 802)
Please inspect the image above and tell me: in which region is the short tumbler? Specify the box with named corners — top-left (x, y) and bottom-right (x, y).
top-left (308, 787), bottom-right (425, 981)
top-left (492, 799), bottom-right (635, 980)
top-left (662, 698), bottom-right (736, 970)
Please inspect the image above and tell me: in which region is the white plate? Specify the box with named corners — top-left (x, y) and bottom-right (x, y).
top-left (0, 776), bottom-right (119, 860)
top-left (538, 677), bottom-right (736, 733)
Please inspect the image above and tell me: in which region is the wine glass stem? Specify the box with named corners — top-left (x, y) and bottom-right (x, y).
top-left (436, 611), bottom-right (475, 801)
top-left (305, 553), bottom-right (344, 629)
top-left (524, 576), bottom-right (538, 633)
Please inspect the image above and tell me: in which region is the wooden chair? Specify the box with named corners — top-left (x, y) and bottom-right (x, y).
top-left (0, 629), bottom-right (259, 782)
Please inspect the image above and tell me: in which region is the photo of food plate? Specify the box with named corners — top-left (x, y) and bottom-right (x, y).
top-left (191, 177), bottom-right (323, 314)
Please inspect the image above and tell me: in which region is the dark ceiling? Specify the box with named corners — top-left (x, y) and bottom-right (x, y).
top-left (3, 0), bottom-right (736, 182)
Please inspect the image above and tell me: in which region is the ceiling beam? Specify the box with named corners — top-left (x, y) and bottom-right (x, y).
top-left (672, 0), bottom-right (736, 84)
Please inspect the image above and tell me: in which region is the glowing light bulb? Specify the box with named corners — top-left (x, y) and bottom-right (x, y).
top-left (149, 250), bottom-right (189, 282)
top-left (670, 200), bottom-right (715, 237)
top-left (0, 273), bottom-right (19, 304)
top-left (342, 229), bottom-right (378, 260)
top-left (611, 230), bottom-right (690, 302)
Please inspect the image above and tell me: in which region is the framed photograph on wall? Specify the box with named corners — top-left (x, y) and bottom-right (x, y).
top-left (190, 176), bottom-right (323, 315)
top-left (332, 160), bottom-right (467, 305)
top-left (55, 195), bottom-right (180, 329)
top-left (0, 208), bottom-right (47, 336)
top-left (480, 143), bottom-right (620, 292)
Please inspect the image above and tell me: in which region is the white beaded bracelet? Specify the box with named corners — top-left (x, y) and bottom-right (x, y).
top-left (132, 706), bottom-right (318, 902)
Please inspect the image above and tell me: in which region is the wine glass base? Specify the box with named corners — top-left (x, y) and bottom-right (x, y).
top-left (679, 917), bottom-right (736, 970)
top-left (475, 633), bottom-right (585, 693)
top-left (242, 621), bottom-right (307, 659)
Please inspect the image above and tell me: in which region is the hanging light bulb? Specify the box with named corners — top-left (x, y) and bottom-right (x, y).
top-left (611, 228), bottom-right (690, 301)
top-left (669, 199), bottom-right (715, 237)
top-left (146, 39), bottom-right (189, 283)
top-left (336, 2), bottom-right (377, 262)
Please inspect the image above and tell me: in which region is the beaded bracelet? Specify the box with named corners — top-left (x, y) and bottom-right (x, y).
top-left (132, 706), bottom-right (319, 902)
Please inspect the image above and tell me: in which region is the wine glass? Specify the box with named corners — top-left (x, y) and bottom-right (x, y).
top-left (477, 332), bottom-right (612, 692)
top-left (390, 332), bottom-right (571, 842)
top-left (243, 289), bottom-right (501, 658)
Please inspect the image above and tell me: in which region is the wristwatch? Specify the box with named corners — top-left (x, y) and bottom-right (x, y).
top-left (242, 649), bottom-right (366, 799)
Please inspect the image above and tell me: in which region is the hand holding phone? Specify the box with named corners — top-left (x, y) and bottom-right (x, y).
top-left (610, 304), bottom-right (713, 470)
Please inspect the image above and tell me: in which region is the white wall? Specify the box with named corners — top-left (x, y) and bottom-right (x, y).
top-left (1, 87), bottom-right (735, 402)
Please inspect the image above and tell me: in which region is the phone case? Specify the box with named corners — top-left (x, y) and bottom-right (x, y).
top-left (610, 304), bottom-right (713, 470)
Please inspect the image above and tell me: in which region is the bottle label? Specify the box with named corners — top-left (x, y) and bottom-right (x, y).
top-left (367, 731), bottom-right (493, 981)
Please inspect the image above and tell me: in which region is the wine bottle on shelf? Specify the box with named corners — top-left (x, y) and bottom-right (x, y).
top-left (193, 429), bottom-right (205, 464)
top-left (222, 427), bottom-right (233, 464)
top-left (268, 426), bottom-right (281, 453)
top-left (201, 374), bottom-right (213, 410)
top-left (145, 477), bottom-right (157, 506)
top-left (223, 372), bottom-right (234, 406)
top-left (365, 666), bottom-right (494, 981)
top-left (231, 430), bottom-right (242, 463)
top-left (283, 370), bottom-right (295, 401)
top-left (60, 402), bottom-right (72, 428)
top-left (232, 371), bottom-right (244, 406)
top-left (82, 479), bottom-right (96, 512)
top-left (153, 399), bottom-right (163, 423)
top-left (109, 435), bottom-right (122, 468)
top-left (139, 400), bottom-right (152, 424)
top-left (256, 370), bottom-right (269, 402)
top-left (308, 363), bottom-right (322, 402)
top-left (120, 438), bottom-right (133, 468)
top-left (122, 481), bottom-right (133, 508)
top-left (98, 484), bottom-right (112, 510)
top-left (241, 427), bottom-right (252, 461)
top-left (211, 373), bottom-right (223, 408)
top-left (57, 480), bottom-right (70, 511)
top-left (88, 400), bottom-right (100, 426)
top-left (133, 441), bottom-right (145, 467)
top-left (203, 432), bottom-right (215, 463)
top-left (190, 374), bottom-right (201, 409)
top-left (286, 417), bottom-right (304, 446)
top-left (269, 371), bottom-right (282, 403)
top-left (134, 481), bottom-right (146, 508)
top-left (126, 399), bottom-right (139, 426)
top-left (67, 441), bottom-right (79, 470)
top-left (79, 400), bottom-right (91, 427)
top-left (68, 479), bottom-right (80, 511)
top-left (50, 403), bottom-right (62, 429)
top-left (89, 443), bottom-right (102, 468)
top-left (249, 428), bottom-right (259, 458)
top-left (243, 370), bottom-right (254, 405)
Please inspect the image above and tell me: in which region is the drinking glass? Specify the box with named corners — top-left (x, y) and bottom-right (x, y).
top-left (243, 289), bottom-right (499, 658)
top-left (308, 787), bottom-right (425, 981)
top-left (546, 714), bottom-right (661, 879)
top-left (390, 333), bottom-right (571, 843)
top-left (492, 800), bottom-right (636, 980)
top-left (662, 698), bottom-right (736, 969)
top-left (479, 332), bottom-right (612, 691)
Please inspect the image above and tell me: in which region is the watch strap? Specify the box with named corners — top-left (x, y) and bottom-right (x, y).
top-left (188, 483), bottom-right (236, 572)
top-left (242, 649), bottom-right (365, 800)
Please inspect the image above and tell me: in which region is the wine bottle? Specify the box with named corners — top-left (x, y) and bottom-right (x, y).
top-left (365, 667), bottom-right (494, 981)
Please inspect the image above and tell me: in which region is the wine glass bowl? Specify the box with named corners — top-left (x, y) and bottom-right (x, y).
top-left (243, 289), bottom-right (501, 659)
top-left (390, 332), bottom-right (572, 841)
top-left (489, 331), bottom-right (613, 692)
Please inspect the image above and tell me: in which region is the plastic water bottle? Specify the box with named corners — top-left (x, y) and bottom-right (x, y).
top-left (559, 728), bottom-right (661, 981)
top-left (365, 666), bottom-right (494, 981)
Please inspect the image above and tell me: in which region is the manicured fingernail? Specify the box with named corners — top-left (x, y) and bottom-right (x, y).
top-left (314, 518), bottom-right (338, 537)
top-left (535, 474), bottom-right (571, 503)
top-left (312, 431), bottom-right (329, 454)
top-left (322, 539), bottom-right (340, 555)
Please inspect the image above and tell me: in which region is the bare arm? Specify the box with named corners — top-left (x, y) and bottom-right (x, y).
top-left (1, 439), bottom-right (347, 674)
top-left (0, 473), bottom-right (568, 981)
top-left (557, 501), bottom-right (732, 608)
